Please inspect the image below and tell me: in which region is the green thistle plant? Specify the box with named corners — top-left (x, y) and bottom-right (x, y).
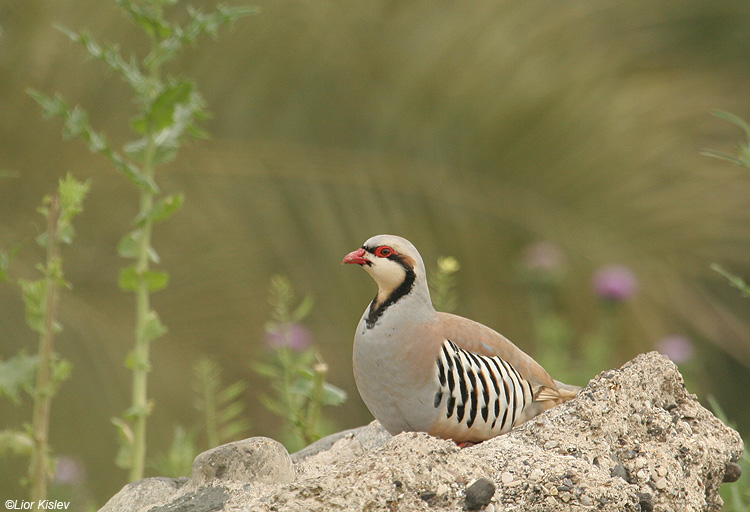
top-left (0, 174), bottom-right (90, 504)
top-left (703, 111), bottom-right (750, 512)
top-left (252, 275), bottom-right (347, 452)
top-left (192, 357), bottom-right (250, 449)
top-left (28, 0), bottom-right (256, 482)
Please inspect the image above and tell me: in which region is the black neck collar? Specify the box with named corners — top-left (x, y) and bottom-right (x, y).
top-left (365, 266), bottom-right (416, 329)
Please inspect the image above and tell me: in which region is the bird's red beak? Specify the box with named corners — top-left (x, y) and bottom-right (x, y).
top-left (342, 247), bottom-right (369, 265)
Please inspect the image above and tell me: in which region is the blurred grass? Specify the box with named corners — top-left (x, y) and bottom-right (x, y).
top-left (1, 0), bottom-right (750, 504)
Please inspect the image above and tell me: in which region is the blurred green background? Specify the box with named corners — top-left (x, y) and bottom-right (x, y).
top-left (2, 0), bottom-right (750, 505)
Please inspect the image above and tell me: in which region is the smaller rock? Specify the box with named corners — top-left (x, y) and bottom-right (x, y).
top-left (500, 472), bottom-right (514, 485)
top-left (637, 492), bottom-right (653, 512)
top-left (98, 477), bottom-right (188, 512)
top-left (654, 477), bottom-right (667, 490)
top-left (192, 437), bottom-right (294, 486)
top-left (148, 487), bottom-right (228, 512)
top-left (465, 478), bottom-right (495, 510)
top-left (528, 468), bottom-right (544, 482)
top-left (610, 462), bottom-right (630, 482)
top-left (724, 462), bottom-right (742, 483)
top-left (419, 490), bottom-right (436, 502)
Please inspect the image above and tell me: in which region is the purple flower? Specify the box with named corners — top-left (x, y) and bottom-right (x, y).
top-left (593, 265), bottom-right (638, 302)
top-left (657, 335), bottom-right (694, 363)
top-left (53, 456), bottom-right (86, 486)
top-left (522, 241), bottom-right (565, 273)
top-left (265, 323), bottom-right (312, 352)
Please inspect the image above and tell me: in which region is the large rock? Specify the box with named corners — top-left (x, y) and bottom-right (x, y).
top-left (99, 352), bottom-right (744, 511)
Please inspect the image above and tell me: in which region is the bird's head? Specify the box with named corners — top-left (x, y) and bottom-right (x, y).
top-left (342, 234), bottom-right (429, 306)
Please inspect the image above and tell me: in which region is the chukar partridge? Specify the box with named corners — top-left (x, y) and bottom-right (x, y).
top-left (343, 234), bottom-right (579, 443)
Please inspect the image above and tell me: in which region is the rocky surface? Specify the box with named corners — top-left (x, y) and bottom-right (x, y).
top-left (99, 352), bottom-right (744, 512)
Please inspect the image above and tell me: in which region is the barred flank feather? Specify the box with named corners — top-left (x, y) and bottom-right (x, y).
top-left (433, 340), bottom-right (534, 436)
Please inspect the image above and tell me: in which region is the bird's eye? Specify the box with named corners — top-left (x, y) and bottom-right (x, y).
top-left (375, 246), bottom-right (394, 258)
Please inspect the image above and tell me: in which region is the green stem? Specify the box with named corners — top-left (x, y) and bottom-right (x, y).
top-left (303, 357), bottom-right (327, 446)
top-left (203, 366), bottom-right (219, 449)
top-left (128, 135), bottom-right (157, 482)
top-left (29, 195), bottom-right (61, 506)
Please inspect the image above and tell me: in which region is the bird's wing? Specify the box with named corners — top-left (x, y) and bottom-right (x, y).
top-left (435, 312), bottom-right (563, 401)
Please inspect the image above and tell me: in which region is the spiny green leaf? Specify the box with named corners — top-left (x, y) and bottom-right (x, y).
top-left (56, 26), bottom-right (148, 94)
top-left (133, 80), bottom-right (194, 133)
top-left (291, 294), bottom-right (315, 323)
top-left (0, 243), bottom-right (23, 283)
top-left (120, 266), bottom-right (168, 293)
top-left (701, 149), bottom-right (746, 166)
top-left (28, 89), bottom-right (158, 194)
top-left (142, 309), bottom-right (168, 343)
top-left (149, 424), bottom-right (197, 478)
top-left (181, 5), bottom-right (259, 45)
top-left (217, 380), bottom-right (247, 404)
top-left (712, 110), bottom-right (750, 139)
top-left (27, 89), bottom-right (67, 118)
top-left (146, 270), bottom-right (169, 292)
top-left (19, 279), bottom-right (46, 333)
top-left (0, 430), bottom-right (34, 456)
top-left (216, 402), bottom-right (245, 424)
top-left (0, 353), bottom-right (39, 404)
top-left (111, 153), bottom-right (158, 194)
top-left (257, 394), bottom-right (285, 417)
top-left (250, 361), bottom-right (281, 379)
top-left (217, 420), bottom-right (251, 443)
top-left (322, 383), bottom-right (348, 406)
top-left (118, 266), bottom-right (139, 291)
top-left (50, 357), bottom-right (73, 388)
top-left (115, 0), bottom-right (172, 40)
top-left (58, 173), bottom-right (91, 221)
top-left (134, 193), bottom-right (184, 226)
top-left (111, 417), bottom-right (134, 469)
top-left (123, 137), bottom-right (177, 165)
top-left (117, 230), bottom-right (161, 263)
top-left (711, 263), bottom-right (750, 298)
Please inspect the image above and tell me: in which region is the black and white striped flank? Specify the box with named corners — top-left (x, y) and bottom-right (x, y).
top-left (433, 339), bottom-right (534, 435)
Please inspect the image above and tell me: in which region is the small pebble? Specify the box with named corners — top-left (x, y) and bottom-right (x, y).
top-left (464, 478), bottom-right (496, 511)
top-left (611, 462), bottom-right (629, 482)
top-left (501, 472), bottom-right (514, 485)
top-left (637, 492), bottom-right (654, 512)
top-left (636, 469), bottom-right (649, 480)
top-left (654, 477), bottom-right (667, 490)
top-left (529, 469), bottom-right (544, 481)
top-left (657, 467), bottom-right (668, 477)
top-left (580, 494), bottom-right (594, 506)
top-left (635, 458), bottom-right (647, 469)
top-left (724, 462), bottom-right (742, 483)
top-left (419, 490), bottom-right (436, 502)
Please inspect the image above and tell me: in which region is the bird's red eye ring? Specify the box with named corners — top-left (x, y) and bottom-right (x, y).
top-left (375, 246), bottom-right (395, 258)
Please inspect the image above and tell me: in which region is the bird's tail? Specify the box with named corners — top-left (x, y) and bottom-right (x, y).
top-left (553, 379), bottom-right (581, 401)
